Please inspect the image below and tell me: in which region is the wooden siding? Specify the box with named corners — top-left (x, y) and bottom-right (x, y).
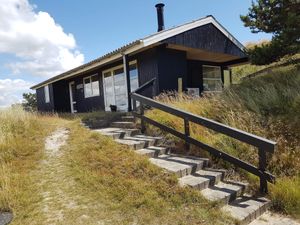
top-left (187, 60), bottom-right (203, 92)
top-left (162, 23), bottom-right (246, 58)
top-left (135, 48), bottom-right (159, 97)
top-left (157, 47), bottom-right (187, 92)
top-left (52, 80), bottom-right (71, 112)
top-left (36, 84), bottom-right (54, 112)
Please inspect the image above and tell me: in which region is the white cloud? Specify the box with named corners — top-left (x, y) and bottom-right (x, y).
top-left (0, 78), bottom-right (33, 107)
top-left (0, 0), bottom-right (84, 77)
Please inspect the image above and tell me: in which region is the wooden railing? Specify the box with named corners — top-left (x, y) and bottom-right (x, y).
top-left (130, 78), bottom-right (276, 193)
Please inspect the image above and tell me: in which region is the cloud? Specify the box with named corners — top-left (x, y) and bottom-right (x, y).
top-left (0, 0), bottom-right (84, 78)
top-left (0, 78), bottom-right (33, 107)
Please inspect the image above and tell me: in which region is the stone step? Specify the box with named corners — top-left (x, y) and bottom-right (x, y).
top-left (201, 181), bottom-right (247, 204)
top-left (121, 115), bottom-right (135, 122)
top-left (92, 128), bottom-right (140, 139)
top-left (115, 138), bottom-right (146, 150)
top-left (149, 154), bottom-right (208, 177)
top-left (111, 121), bottom-right (136, 129)
top-left (222, 196), bottom-right (271, 225)
top-left (135, 146), bottom-right (168, 157)
top-left (178, 169), bottom-right (224, 190)
top-left (123, 135), bottom-right (163, 148)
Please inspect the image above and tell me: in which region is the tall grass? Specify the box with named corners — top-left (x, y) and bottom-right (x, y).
top-left (146, 65), bottom-right (300, 218)
top-left (63, 121), bottom-right (234, 224)
top-left (0, 106), bottom-right (61, 217)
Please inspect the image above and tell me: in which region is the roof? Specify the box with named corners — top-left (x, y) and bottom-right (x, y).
top-left (31, 15), bottom-right (245, 89)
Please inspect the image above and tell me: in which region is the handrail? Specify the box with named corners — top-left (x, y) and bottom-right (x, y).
top-left (132, 78), bottom-right (156, 94)
top-left (130, 80), bottom-right (276, 194)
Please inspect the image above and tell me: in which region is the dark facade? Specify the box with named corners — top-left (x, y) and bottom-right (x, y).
top-left (35, 20), bottom-right (247, 113)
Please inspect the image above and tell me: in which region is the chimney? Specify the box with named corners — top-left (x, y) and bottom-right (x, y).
top-left (155, 3), bottom-right (165, 32)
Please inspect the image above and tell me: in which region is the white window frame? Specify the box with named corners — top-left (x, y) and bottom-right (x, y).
top-left (102, 61), bottom-right (138, 111)
top-left (202, 65), bottom-right (223, 92)
top-left (83, 74), bottom-right (100, 98)
top-left (44, 85), bottom-right (50, 103)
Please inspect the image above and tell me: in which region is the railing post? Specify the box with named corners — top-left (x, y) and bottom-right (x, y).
top-left (258, 148), bottom-right (268, 194)
top-left (184, 118), bottom-right (190, 152)
top-left (140, 103), bottom-right (146, 134)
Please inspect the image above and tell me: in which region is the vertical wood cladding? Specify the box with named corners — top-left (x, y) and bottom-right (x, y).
top-left (52, 80), bottom-right (71, 112)
top-left (36, 84), bottom-right (54, 112)
top-left (187, 60), bottom-right (203, 92)
top-left (163, 23), bottom-right (246, 58)
top-left (157, 47), bottom-right (187, 92)
top-left (135, 48), bottom-right (159, 97)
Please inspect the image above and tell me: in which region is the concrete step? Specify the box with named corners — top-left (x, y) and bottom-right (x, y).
top-left (123, 135), bottom-right (163, 148)
top-left (178, 169), bottom-right (224, 190)
top-left (92, 128), bottom-right (140, 139)
top-left (111, 121), bottom-right (136, 129)
top-left (149, 154), bottom-right (208, 177)
top-left (115, 138), bottom-right (146, 150)
top-left (121, 115), bottom-right (135, 122)
top-left (135, 146), bottom-right (168, 157)
top-left (201, 181), bottom-right (247, 204)
top-left (222, 196), bottom-right (271, 225)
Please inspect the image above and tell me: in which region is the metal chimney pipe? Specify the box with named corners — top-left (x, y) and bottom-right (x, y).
top-left (155, 3), bottom-right (165, 32)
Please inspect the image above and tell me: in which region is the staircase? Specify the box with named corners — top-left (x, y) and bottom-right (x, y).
top-left (90, 115), bottom-right (271, 225)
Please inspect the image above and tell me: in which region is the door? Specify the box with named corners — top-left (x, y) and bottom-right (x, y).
top-left (69, 81), bottom-right (77, 113)
top-left (103, 66), bottom-right (128, 111)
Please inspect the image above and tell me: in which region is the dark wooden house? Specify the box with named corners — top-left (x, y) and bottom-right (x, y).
top-left (31, 4), bottom-right (248, 113)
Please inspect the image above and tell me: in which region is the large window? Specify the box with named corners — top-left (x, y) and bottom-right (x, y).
top-left (102, 61), bottom-right (138, 111)
top-left (203, 65), bottom-right (223, 91)
top-left (44, 85), bottom-right (50, 103)
top-left (84, 74), bottom-right (100, 98)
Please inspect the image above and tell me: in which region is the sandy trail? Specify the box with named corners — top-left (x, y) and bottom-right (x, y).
top-left (34, 128), bottom-right (105, 225)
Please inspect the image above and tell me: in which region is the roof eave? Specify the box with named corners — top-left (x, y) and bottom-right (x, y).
top-left (30, 40), bottom-right (144, 90)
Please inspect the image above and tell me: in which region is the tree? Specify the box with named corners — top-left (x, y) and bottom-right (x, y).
top-left (241, 0), bottom-right (300, 65)
top-left (22, 92), bottom-right (37, 111)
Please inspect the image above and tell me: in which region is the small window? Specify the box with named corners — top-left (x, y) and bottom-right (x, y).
top-left (129, 63), bottom-right (139, 91)
top-left (203, 66), bottom-right (223, 92)
top-left (84, 74), bottom-right (100, 98)
top-left (44, 85), bottom-right (50, 103)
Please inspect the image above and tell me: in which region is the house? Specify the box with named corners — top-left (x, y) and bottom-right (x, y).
top-left (31, 3), bottom-right (248, 113)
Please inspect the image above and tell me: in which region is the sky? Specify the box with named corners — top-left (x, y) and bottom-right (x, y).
top-left (0, 0), bottom-right (272, 107)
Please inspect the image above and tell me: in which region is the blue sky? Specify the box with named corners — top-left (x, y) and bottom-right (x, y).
top-left (0, 0), bottom-right (271, 107)
top-left (31, 0), bottom-right (271, 61)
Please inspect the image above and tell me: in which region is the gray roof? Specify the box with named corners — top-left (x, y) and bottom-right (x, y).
top-left (31, 15), bottom-right (245, 89)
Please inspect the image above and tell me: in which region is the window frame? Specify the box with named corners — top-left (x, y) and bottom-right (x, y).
top-left (44, 85), bottom-right (50, 103)
top-left (202, 65), bottom-right (223, 92)
top-left (102, 61), bottom-right (138, 111)
top-left (83, 74), bottom-right (100, 98)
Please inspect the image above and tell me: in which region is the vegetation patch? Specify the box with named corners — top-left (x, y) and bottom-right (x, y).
top-left (64, 121), bottom-right (233, 224)
top-left (146, 64), bottom-right (300, 218)
top-left (0, 107), bottom-right (63, 222)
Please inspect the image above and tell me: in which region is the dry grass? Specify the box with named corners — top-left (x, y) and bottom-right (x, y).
top-left (146, 65), bottom-right (300, 218)
top-left (63, 121), bottom-right (234, 225)
top-left (0, 107), bottom-right (234, 224)
top-left (0, 106), bottom-right (65, 222)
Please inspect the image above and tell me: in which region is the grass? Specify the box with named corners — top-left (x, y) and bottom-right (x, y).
top-left (232, 53), bottom-right (300, 83)
top-left (63, 120), bottom-right (234, 224)
top-left (0, 106), bottom-right (63, 222)
top-left (146, 63), bottom-right (300, 218)
top-left (0, 106), bottom-right (234, 224)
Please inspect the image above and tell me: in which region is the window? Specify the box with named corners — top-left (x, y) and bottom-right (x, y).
top-left (129, 63), bottom-right (139, 91)
top-left (44, 85), bottom-right (50, 103)
top-left (202, 65), bottom-right (223, 91)
top-left (84, 74), bottom-right (100, 98)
